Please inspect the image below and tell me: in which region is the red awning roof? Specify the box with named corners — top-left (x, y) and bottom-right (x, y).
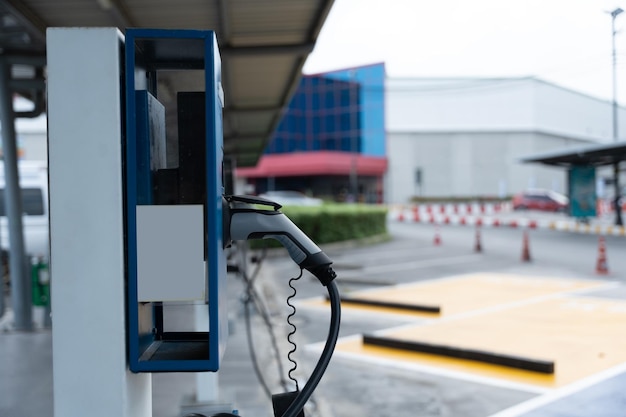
top-left (236, 151), bottom-right (387, 178)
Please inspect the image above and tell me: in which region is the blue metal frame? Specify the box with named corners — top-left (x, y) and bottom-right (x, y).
top-left (124, 28), bottom-right (225, 372)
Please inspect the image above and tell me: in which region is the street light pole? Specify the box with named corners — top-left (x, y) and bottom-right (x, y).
top-left (349, 71), bottom-right (359, 202)
top-left (611, 7), bottom-right (623, 226)
top-left (612, 8), bottom-right (622, 141)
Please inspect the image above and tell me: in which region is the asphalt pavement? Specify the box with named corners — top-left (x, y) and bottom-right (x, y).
top-left (1, 213), bottom-right (626, 417)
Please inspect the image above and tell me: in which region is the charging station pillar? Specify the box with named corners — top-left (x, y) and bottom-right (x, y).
top-left (47, 28), bottom-right (151, 417)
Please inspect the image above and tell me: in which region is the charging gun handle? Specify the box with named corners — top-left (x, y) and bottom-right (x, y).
top-left (229, 209), bottom-right (336, 286)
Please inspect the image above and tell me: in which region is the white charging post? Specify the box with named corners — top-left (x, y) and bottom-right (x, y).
top-left (47, 28), bottom-right (152, 417)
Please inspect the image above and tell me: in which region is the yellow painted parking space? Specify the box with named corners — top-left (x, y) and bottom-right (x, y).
top-left (338, 296), bottom-right (626, 388)
top-left (334, 302), bottom-right (439, 318)
top-left (338, 337), bottom-right (557, 387)
top-left (339, 273), bottom-right (603, 316)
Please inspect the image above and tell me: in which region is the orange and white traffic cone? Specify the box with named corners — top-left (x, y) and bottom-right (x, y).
top-left (474, 227), bottom-right (482, 253)
top-left (596, 236), bottom-right (609, 275)
top-left (434, 226), bottom-right (441, 246)
top-left (521, 230), bottom-right (531, 262)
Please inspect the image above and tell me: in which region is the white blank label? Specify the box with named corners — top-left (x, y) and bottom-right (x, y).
top-left (136, 205), bottom-right (206, 302)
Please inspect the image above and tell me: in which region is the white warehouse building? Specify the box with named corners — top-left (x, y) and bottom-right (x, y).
top-left (384, 77), bottom-right (626, 204)
top-left (7, 78), bottom-right (626, 207)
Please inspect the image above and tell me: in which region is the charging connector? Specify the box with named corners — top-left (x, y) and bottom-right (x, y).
top-left (224, 195), bottom-right (342, 417)
top-left (225, 195), bottom-right (337, 285)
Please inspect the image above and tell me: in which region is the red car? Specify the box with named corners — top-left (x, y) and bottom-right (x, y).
top-left (512, 190), bottom-right (569, 212)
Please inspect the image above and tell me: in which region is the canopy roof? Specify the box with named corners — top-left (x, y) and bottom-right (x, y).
top-left (0, 0), bottom-right (334, 167)
top-left (237, 151), bottom-right (388, 178)
top-left (519, 142), bottom-right (626, 167)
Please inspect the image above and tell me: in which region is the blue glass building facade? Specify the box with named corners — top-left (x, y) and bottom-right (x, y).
top-left (267, 63), bottom-right (386, 157)
top-left (239, 63), bottom-right (387, 202)
top-left (267, 77), bottom-right (361, 154)
top-left (322, 63), bottom-right (386, 157)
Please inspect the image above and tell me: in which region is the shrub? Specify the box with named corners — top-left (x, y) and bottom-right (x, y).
top-left (248, 204), bottom-right (387, 249)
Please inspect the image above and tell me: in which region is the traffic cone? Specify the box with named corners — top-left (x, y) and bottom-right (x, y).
top-left (521, 230), bottom-right (531, 262)
top-left (596, 236), bottom-right (609, 275)
top-left (434, 226), bottom-right (441, 246)
top-left (474, 227), bottom-right (482, 253)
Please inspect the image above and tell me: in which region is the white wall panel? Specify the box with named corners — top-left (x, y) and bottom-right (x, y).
top-left (47, 28), bottom-right (151, 417)
top-left (385, 77), bottom-right (625, 202)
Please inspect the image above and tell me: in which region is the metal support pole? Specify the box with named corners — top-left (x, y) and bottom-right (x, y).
top-left (0, 232), bottom-right (4, 319)
top-left (611, 8), bottom-right (624, 226)
top-left (0, 217), bottom-right (4, 318)
top-left (349, 74), bottom-right (358, 202)
top-left (614, 162), bottom-right (623, 225)
top-left (0, 59), bottom-right (32, 330)
top-left (613, 12), bottom-right (620, 142)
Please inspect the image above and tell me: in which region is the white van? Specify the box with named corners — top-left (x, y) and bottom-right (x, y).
top-left (0, 161), bottom-right (49, 261)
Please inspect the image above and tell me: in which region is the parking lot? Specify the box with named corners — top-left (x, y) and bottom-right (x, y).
top-left (2, 213), bottom-right (626, 417)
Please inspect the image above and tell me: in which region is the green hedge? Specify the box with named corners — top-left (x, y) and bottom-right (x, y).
top-left (249, 204), bottom-right (388, 249)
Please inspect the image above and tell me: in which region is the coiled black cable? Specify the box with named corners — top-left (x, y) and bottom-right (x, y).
top-left (286, 269), bottom-right (303, 391)
top-left (281, 279), bottom-right (341, 417)
top-left (210, 275), bottom-right (340, 417)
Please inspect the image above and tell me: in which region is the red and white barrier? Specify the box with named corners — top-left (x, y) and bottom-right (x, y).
top-left (390, 210), bottom-right (542, 229)
top-left (388, 204), bottom-right (626, 236)
top-left (400, 202), bottom-right (510, 217)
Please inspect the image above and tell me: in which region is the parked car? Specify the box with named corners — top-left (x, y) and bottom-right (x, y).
top-left (512, 189), bottom-right (569, 212)
top-left (0, 161), bottom-right (49, 258)
top-left (0, 161), bottom-right (49, 289)
top-left (258, 190), bottom-right (323, 207)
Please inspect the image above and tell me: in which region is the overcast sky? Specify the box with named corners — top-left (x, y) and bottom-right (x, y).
top-left (304, 0), bottom-right (626, 102)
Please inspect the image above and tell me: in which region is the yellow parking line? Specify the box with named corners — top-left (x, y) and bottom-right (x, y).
top-left (338, 337), bottom-right (556, 387)
top-left (326, 275), bottom-right (622, 388)
top-left (336, 274), bottom-right (603, 317)
top-left (337, 295), bottom-right (626, 388)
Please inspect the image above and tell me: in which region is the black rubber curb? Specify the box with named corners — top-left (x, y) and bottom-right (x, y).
top-left (363, 334), bottom-right (555, 374)
top-left (339, 296), bottom-right (441, 314)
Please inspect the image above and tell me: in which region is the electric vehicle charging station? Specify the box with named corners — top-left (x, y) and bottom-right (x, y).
top-left (124, 28), bottom-right (227, 373)
top-left (48, 27), bottom-right (340, 417)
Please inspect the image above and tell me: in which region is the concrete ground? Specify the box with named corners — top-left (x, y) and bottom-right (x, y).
top-left (1, 215), bottom-right (626, 417)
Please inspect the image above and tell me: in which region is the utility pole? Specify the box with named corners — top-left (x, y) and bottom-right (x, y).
top-left (349, 71), bottom-right (359, 203)
top-left (611, 8), bottom-right (623, 226)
